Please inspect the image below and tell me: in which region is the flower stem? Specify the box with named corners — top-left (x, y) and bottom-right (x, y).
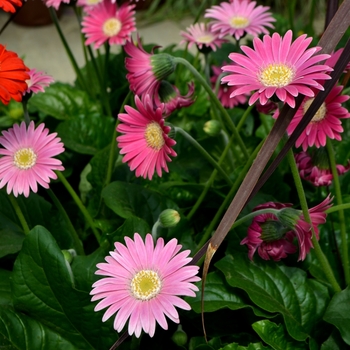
top-left (326, 139), bottom-right (350, 285)
top-left (22, 100), bottom-right (30, 126)
top-left (286, 147), bottom-right (341, 292)
top-left (47, 189), bottom-right (85, 255)
top-left (173, 57), bottom-right (249, 159)
top-left (8, 194), bottom-right (30, 235)
top-left (175, 127), bottom-right (233, 187)
top-left (326, 203), bottom-right (350, 214)
top-left (56, 171), bottom-right (101, 245)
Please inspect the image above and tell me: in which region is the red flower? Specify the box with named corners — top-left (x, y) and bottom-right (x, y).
top-left (0, 45), bottom-right (29, 105)
top-left (0, 0), bottom-right (22, 13)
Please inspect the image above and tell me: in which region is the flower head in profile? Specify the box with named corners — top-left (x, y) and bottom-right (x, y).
top-left (90, 233), bottom-right (200, 338)
top-left (0, 121), bottom-right (65, 197)
top-left (241, 196), bottom-right (332, 261)
top-left (211, 65), bottom-right (247, 108)
top-left (285, 85), bottom-right (350, 150)
top-left (222, 30), bottom-right (332, 108)
top-left (124, 38), bottom-right (176, 97)
top-left (81, 1), bottom-right (136, 49)
top-left (0, 45), bottom-right (29, 105)
top-left (295, 149), bottom-right (350, 187)
top-left (205, 0), bottom-right (275, 40)
top-left (24, 69), bottom-right (54, 95)
top-left (180, 23), bottom-right (226, 53)
top-left (0, 0), bottom-right (22, 12)
top-left (117, 95), bottom-right (177, 180)
top-left (44, 0), bottom-right (69, 10)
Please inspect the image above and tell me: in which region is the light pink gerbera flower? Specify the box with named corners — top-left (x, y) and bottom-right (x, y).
top-left (24, 69), bottom-right (54, 95)
top-left (205, 0), bottom-right (275, 40)
top-left (124, 38), bottom-right (176, 97)
top-left (90, 233), bottom-right (200, 338)
top-left (44, 0), bottom-right (69, 10)
top-left (211, 65), bottom-right (247, 108)
top-left (180, 23), bottom-right (227, 53)
top-left (286, 85), bottom-right (350, 150)
top-left (77, 0), bottom-right (103, 8)
top-left (81, 1), bottom-right (136, 49)
top-left (117, 95), bottom-right (177, 180)
top-left (222, 30), bottom-right (333, 108)
top-left (0, 121), bottom-right (65, 197)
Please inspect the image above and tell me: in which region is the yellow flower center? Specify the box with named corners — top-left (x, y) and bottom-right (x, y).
top-left (259, 64), bottom-right (295, 88)
top-left (86, 0), bottom-right (102, 4)
top-left (102, 18), bottom-right (122, 37)
top-left (230, 16), bottom-right (249, 28)
top-left (13, 147), bottom-right (37, 170)
top-left (303, 98), bottom-right (327, 122)
top-left (196, 34), bottom-right (214, 44)
top-left (145, 122), bottom-right (165, 150)
top-left (130, 270), bottom-right (162, 301)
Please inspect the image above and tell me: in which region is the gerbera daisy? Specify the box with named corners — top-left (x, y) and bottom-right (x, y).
top-left (205, 0), bottom-right (275, 40)
top-left (0, 121), bottom-right (65, 197)
top-left (222, 30), bottom-right (333, 108)
top-left (0, 45), bottom-right (29, 105)
top-left (81, 1), bottom-right (136, 49)
top-left (76, 0), bottom-right (103, 8)
top-left (180, 23), bottom-right (227, 53)
top-left (24, 69), bottom-right (54, 95)
top-left (286, 84), bottom-right (350, 150)
top-left (211, 65), bottom-right (247, 108)
top-left (90, 233), bottom-right (200, 337)
top-left (117, 95), bottom-right (177, 180)
top-left (44, 0), bottom-right (69, 10)
top-left (0, 0), bottom-right (22, 12)
top-left (124, 38), bottom-right (176, 97)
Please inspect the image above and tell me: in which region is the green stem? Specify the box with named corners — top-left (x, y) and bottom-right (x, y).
top-left (47, 189), bottom-right (85, 255)
top-left (326, 140), bottom-right (350, 285)
top-left (173, 57), bottom-right (249, 159)
top-left (8, 194), bottom-right (30, 235)
top-left (327, 203), bottom-right (350, 214)
top-left (56, 171), bottom-right (101, 245)
top-left (237, 104), bottom-right (254, 131)
top-left (287, 0), bottom-right (297, 33)
top-left (175, 127), bottom-right (233, 187)
top-left (286, 148), bottom-right (341, 292)
top-left (22, 100), bottom-right (30, 126)
top-left (151, 221), bottom-right (161, 240)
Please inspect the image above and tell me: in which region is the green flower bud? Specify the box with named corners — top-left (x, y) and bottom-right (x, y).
top-left (150, 53), bottom-right (176, 81)
top-left (260, 220), bottom-right (290, 242)
top-left (158, 209), bottom-right (181, 228)
top-left (275, 208), bottom-right (302, 230)
top-left (158, 80), bottom-right (177, 103)
top-left (203, 120), bottom-right (221, 137)
top-left (171, 325), bottom-right (188, 346)
top-left (62, 249), bottom-right (77, 264)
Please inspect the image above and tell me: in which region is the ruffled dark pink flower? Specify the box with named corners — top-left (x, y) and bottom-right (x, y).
top-left (91, 233), bottom-right (200, 337)
top-left (117, 95), bottom-right (177, 180)
top-left (222, 30), bottom-right (332, 108)
top-left (24, 69), bottom-right (54, 95)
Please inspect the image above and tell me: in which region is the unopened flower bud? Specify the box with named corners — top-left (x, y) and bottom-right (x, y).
top-left (171, 325), bottom-right (188, 346)
top-left (150, 53), bottom-right (176, 81)
top-left (62, 249), bottom-right (77, 264)
top-left (158, 209), bottom-right (181, 228)
top-left (275, 208), bottom-right (303, 231)
top-left (259, 220), bottom-right (290, 242)
top-left (203, 120), bottom-right (221, 137)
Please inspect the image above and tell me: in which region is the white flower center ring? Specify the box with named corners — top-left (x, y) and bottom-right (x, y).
top-left (230, 16), bottom-right (250, 29)
top-left (303, 99), bottom-right (327, 122)
top-left (145, 122), bottom-right (165, 150)
top-left (103, 18), bottom-right (122, 37)
top-left (13, 147), bottom-right (37, 170)
top-left (259, 63), bottom-right (295, 88)
top-left (130, 270), bottom-right (162, 301)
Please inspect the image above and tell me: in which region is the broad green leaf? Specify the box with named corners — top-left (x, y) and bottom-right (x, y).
top-left (216, 254), bottom-right (330, 341)
top-left (0, 228), bottom-right (25, 258)
top-left (0, 307), bottom-right (76, 350)
top-left (321, 329), bottom-right (348, 350)
top-left (189, 272), bottom-right (273, 318)
top-left (0, 269), bottom-right (12, 307)
top-left (29, 83), bottom-right (100, 120)
top-left (252, 320), bottom-right (307, 350)
top-left (11, 226), bottom-right (115, 349)
top-left (323, 286), bottom-right (350, 345)
top-left (220, 342), bottom-right (271, 350)
top-left (102, 181), bottom-right (179, 225)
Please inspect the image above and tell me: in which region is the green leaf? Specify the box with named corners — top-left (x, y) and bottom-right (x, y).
top-left (321, 329), bottom-right (348, 350)
top-left (216, 254), bottom-right (330, 341)
top-left (0, 269), bottom-right (12, 307)
top-left (0, 307), bottom-right (76, 349)
top-left (29, 83), bottom-right (100, 120)
top-left (102, 181), bottom-right (179, 225)
top-left (252, 320), bottom-right (307, 350)
top-left (0, 228), bottom-right (25, 258)
top-left (11, 226), bottom-right (115, 349)
top-left (219, 342), bottom-right (271, 350)
top-left (323, 286), bottom-right (350, 345)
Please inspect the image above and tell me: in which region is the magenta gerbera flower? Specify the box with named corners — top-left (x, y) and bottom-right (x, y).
top-left (222, 30), bottom-right (333, 108)
top-left (117, 95), bottom-right (177, 180)
top-left (180, 23), bottom-right (227, 53)
top-left (286, 85), bottom-right (350, 150)
top-left (24, 69), bottom-right (54, 95)
top-left (205, 0), bottom-right (275, 40)
top-left (0, 121), bottom-right (65, 197)
top-left (124, 38), bottom-right (176, 97)
top-left (81, 1), bottom-right (136, 49)
top-left (90, 233), bottom-right (200, 338)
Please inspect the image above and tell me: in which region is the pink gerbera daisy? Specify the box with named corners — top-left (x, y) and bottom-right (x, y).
top-left (180, 23), bottom-right (227, 53)
top-left (81, 1), bottom-right (136, 49)
top-left (90, 233), bottom-right (200, 337)
top-left (44, 0), bottom-right (69, 10)
top-left (24, 69), bottom-right (54, 95)
top-left (205, 0), bottom-right (275, 40)
top-left (286, 84), bottom-right (350, 150)
top-left (117, 95), bottom-right (177, 180)
top-left (0, 121), bottom-right (65, 197)
top-left (222, 30), bottom-right (333, 108)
